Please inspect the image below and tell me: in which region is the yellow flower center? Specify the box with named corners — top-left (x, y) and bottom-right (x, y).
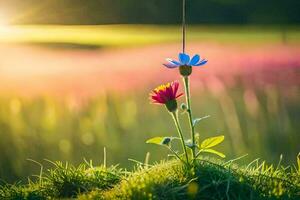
top-left (154, 83), bottom-right (171, 93)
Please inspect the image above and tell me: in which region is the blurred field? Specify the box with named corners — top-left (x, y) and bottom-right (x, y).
top-left (1, 25), bottom-right (300, 47)
top-left (0, 25), bottom-right (299, 182)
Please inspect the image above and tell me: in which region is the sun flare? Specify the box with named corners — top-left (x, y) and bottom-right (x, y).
top-left (0, 13), bottom-right (10, 33)
top-left (0, 12), bottom-right (8, 25)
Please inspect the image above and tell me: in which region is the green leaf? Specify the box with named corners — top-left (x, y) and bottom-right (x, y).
top-left (202, 149), bottom-right (226, 158)
top-left (200, 135), bottom-right (225, 149)
top-left (193, 115), bottom-right (210, 127)
top-left (146, 137), bottom-right (172, 146)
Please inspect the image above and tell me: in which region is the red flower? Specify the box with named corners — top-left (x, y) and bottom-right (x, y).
top-left (150, 81), bottom-right (183, 112)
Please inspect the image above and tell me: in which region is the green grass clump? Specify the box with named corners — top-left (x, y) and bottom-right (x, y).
top-left (44, 161), bottom-right (122, 198)
top-left (79, 158), bottom-right (300, 200)
top-left (1, 158), bottom-right (299, 200)
top-left (0, 161), bottom-right (122, 199)
top-left (0, 183), bottom-right (48, 200)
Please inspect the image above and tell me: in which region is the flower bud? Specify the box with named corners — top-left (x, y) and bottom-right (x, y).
top-left (180, 103), bottom-right (188, 111)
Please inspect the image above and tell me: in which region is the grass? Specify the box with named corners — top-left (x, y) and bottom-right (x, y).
top-left (1, 25), bottom-right (300, 47)
top-left (1, 157), bottom-right (299, 200)
top-left (0, 160), bottom-right (122, 199)
top-left (79, 158), bottom-right (300, 200)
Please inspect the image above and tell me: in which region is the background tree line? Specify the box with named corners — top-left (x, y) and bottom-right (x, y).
top-left (2, 0), bottom-right (300, 25)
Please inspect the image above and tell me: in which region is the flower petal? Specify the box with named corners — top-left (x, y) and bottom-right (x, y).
top-left (166, 58), bottom-right (181, 66)
top-left (151, 95), bottom-right (164, 104)
top-left (189, 54), bottom-right (200, 66)
top-left (176, 93), bottom-right (184, 98)
top-left (179, 53), bottom-right (190, 65)
top-left (163, 63), bottom-right (178, 68)
top-left (173, 81), bottom-right (179, 95)
top-left (165, 86), bottom-right (174, 100)
top-left (194, 60), bottom-right (208, 66)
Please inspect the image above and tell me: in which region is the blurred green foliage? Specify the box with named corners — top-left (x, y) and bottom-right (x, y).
top-left (1, 25), bottom-right (300, 47)
top-left (0, 72), bottom-right (299, 182)
top-left (3, 0), bottom-right (300, 25)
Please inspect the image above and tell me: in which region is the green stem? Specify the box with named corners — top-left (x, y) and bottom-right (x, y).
top-left (171, 111), bottom-right (189, 164)
top-left (168, 147), bottom-right (186, 164)
top-left (195, 149), bottom-right (204, 159)
top-left (183, 76), bottom-right (196, 160)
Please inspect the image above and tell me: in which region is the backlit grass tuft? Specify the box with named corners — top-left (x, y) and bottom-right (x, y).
top-left (80, 157), bottom-right (300, 200)
top-left (1, 157), bottom-right (299, 200)
top-left (0, 161), bottom-right (122, 199)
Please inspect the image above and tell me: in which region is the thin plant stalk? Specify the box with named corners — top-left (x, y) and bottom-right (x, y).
top-left (182, 0), bottom-right (186, 54)
top-left (171, 111), bottom-right (189, 164)
top-left (168, 147), bottom-right (186, 164)
top-left (181, 0), bottom-right (196, 160)
top-left (183, 76), bottom-right (196, 160)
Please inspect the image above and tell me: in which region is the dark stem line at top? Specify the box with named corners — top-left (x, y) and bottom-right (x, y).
top-left (182, 0), bottom-right (186, 54)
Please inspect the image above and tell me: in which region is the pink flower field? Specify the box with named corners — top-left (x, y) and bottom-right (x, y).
top-left (0, 42), bottom-right (299, 98)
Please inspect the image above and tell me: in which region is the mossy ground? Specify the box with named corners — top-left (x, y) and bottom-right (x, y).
top-left (1, 158), bottom-right (299, 200)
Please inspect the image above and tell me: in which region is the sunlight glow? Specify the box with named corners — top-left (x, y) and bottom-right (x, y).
top-left (0, 12), bottom-right (9, 29)
top-left (0, 12), bottom-right (8, 24)
top-left (0, 13), bottom-right (11, 35)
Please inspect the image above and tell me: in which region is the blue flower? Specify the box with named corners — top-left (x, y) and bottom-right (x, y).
top-left (163, 53), bottom-right (208, 68)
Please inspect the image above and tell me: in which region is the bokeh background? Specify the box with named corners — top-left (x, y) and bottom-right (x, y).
top-left (0, 0), bottom-right (299, 182)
